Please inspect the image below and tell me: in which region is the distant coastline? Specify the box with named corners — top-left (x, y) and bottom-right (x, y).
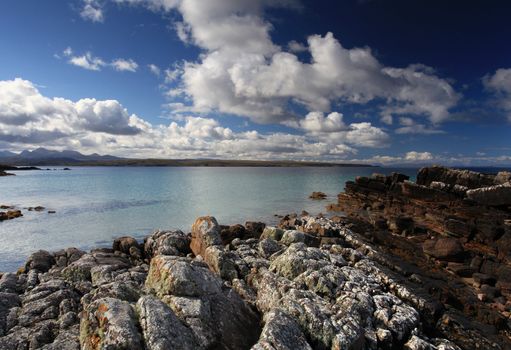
top-left (1, 158), bottom-right (376, 168)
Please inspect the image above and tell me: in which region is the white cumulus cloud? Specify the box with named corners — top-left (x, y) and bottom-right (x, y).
top-left (111, 58), bottom-right (139, 72)
top-left (81, 0), bottom-right (104, 22)
top-left (405, 151), bottom-right (433, 161)
top-left (0, 78), bottom-right (361, 160)
top-left (483, 68), bottom-right (511, 122)
top-left (105, 0), bottom-right (460, 125)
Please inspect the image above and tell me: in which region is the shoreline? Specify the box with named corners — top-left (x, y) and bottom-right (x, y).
top-left (1, 159), bottom-right (377, 167)
top-left (1, 166), bottom-right (510, 349)
top-left (0, 214), bottom-right (474, 349)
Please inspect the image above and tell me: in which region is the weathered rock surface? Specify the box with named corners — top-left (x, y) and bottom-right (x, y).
top-left (191, 216), bottom-right (223, 257)
top-left (2, 187), bottom-right (509, 350)
top-left (328, 166), bottom-right (511, 349)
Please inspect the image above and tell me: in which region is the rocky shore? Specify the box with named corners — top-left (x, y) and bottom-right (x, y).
top-left (326, 166), bottom-right (511, 349)
top-left (0, 166), bottom-right (510, 349)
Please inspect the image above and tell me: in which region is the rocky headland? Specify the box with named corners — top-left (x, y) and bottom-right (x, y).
top-left (0, 166), bottom-right (510, 349)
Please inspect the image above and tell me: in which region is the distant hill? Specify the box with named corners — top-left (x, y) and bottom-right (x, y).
top-left (0, 148), bottom-right (374, 167)
top-left (0, 150), bottom-right (16, 158)
top-left (0, 148), bottom-right (122, 166)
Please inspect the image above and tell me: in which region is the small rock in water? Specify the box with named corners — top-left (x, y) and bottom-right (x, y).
top-left (309, 191), bottom-right (327, 200)
top-left (0, 210), bottom-right (23, 221)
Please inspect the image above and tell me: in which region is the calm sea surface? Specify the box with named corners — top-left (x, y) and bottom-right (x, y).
top-left (0, 166), bottom-right (416, 271)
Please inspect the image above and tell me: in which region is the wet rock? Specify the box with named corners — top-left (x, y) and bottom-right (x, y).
top-left (28, 206), bottom-right (45, 212)
top-left (0, 210), bottom-right (22, 221)
top-left (25, 250), bottom-right (55, 273)
top-left (309, 191), bottom-right (327, 200)
top-left (80, 297), bottom-right (142, 350)
top-left (191, 216), bottom-right (223, 257)
top-left (220, 224), bottom-right (246, 244)
top-left (245, 221), bottom-right (266, 237)
top-left (144, 230), bottom-right (191, 258)
top-left (113, 236), bottom-right (141, 255)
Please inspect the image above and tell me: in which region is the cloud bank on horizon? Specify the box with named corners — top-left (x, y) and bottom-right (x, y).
top-left (0, 0), bottom-right (510, 165)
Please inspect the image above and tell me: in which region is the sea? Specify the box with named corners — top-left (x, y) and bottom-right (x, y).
top-left (1, 166), bottom-right (418, 271)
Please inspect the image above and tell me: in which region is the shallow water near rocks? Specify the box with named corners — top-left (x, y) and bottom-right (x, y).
top-left (0, 166), bottom-right (416, 271)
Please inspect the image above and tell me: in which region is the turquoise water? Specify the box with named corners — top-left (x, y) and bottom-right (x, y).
top-left (0, 166), bottom-right (416, 271)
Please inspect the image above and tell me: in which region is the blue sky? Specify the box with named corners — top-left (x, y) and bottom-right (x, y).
top-left (0, 0), bottom-right (510, 165)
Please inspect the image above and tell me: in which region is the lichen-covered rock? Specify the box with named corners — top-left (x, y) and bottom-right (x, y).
top-left (191, 216), bottom-right (223, 257)
top-left (80, 297), bottom-right (142, 350)
top-left (203, 245), bottom-right (238, 280)
top-left (137, 295), bottom-right (198, 350)
top-left (62, 252), bottom-right (131, 282)
top-left (164, 295), bottom-right (217, 348)
top-left (145, 254), bottom-right (260, 349)
top-left (258, 238), bottom-right (282, 259)
top-left (260, 227), bottom-right (284, 241)
top-left (0, 292), bottom-right (20, 336)
top-left (145, 255), bottom-right (222, 298)
top-left (2, 209), bottom-right (508, 349)
top-left (280, 230), bottom-right (306, 245)
top-left (269, 243), bottom-right (330, 280)
top-left (251, 308), bottom-right (312, 350)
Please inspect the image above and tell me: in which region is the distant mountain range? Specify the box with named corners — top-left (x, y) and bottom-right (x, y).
top-left (0, 148), bottom-right (373, 167)
top-left (0, 148), bottom-right (122, 165)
